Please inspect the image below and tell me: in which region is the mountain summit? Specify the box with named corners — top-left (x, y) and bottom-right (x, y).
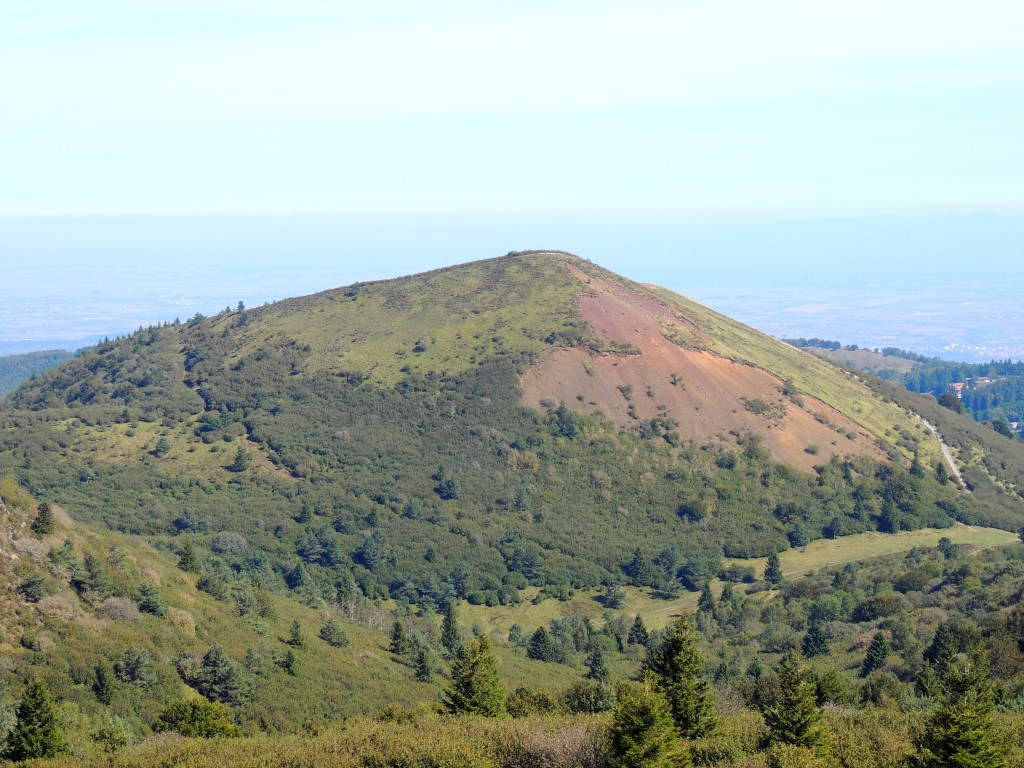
top-left (1, 251), bottom-right (1016, 598)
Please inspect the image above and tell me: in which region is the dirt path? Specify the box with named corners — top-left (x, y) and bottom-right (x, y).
top-left (918, 416), bottom-right (970, 492)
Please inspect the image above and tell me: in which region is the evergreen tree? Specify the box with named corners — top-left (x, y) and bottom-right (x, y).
top-left (444, 634), bottom-right (507, 716)
top-left (802, 622), bottom-right (830, 658)
top-left (319, 617), bottom-right (350, 648)
top-left (2, 680), bottom-right (70, 761)
top-left (154, 436), bottom-right (171, 457)
top-left (93, 663), bottom-right (115, 705)
top-left (197, 644), bottom-right (254, 704)
top-left (918, 652), bottom-right (1007, 768)
top-left (925, 617), bottom-right (983, 679)
top-left (586, 645), bottom-right (610, 681)
top-left (31, 502), bottom-right (55, 535)
top-left (814, 667), bottom-right (850, 707)
top-left (287, 619), bottom-right (307, 649)
top-left (697, 583), bottom-right (715, 612)
top-left (628, 614), bottom-right (650, 646)
top-left (280, 648), bottom-right (299, 677)
top-left (73, 552), bottom-right (112, 602)
top-left (414, 647), bottom-right (436, 683)
top-left (607, 683), bottom-right (688, 768)
top-left (527, 626), bottom-right (556, 662)
top-left (762, 649), bottom-right (830, 749)
top-left (441, 602), bottom-right (462, 658)
top-left (390, 621), bottom-right (410, 656)
top-left (177, 541), bottom-right (199, 572)
top-left (135, 581), bottom-right (167, 617)
top-left (644, 615), bottom-right (716, 739)
top-left (861, 631), bottom-right (891, 677)
top-left (764, 552), bottom-right (783, 585)
top-left (115, 646), bottom-right (156, 688)
top-left (228, 445), bottom-right (251, 472)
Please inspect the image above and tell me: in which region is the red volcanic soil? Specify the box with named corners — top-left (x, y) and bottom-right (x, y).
top-left (520, 271), bottom-right (880, 471)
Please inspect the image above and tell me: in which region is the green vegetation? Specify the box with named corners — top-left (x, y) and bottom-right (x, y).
top-left (0, 349), bottom-right (74, 397)
top-left (3, 253), bottom-right (1024, 763)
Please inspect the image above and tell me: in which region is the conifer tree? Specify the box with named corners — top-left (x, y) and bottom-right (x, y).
top-left (280, 648), bottom-right (299, 676)
top-left (607, 683), bottom-right (688, 768)
top-left (414, 647), bottom-right (436, 683)
top-left (390, 621), bottom-right (410, 656)
top-left (136, 581), bottom-right (167, 617)
top-left (697, 583), bottom-right (715, 612)
top-left (644, 615), bottom-right (716, 739)
top-left (764, 552), bottom-right (783, 584)
top-left (31, 502), bottom-right (55, 535)
top-left (762, 649), bottom-right (830, 749)
top-left (228, 445), bottom-right (251, 472)
top-left (586, 645), bottom-right (610, 681)
top-left (861, 631), bottom-right (891, 677)
top-left (918, 652), bottom-right (1007, 768)
top-left (197, 645), bottom-right (254, 704)
top-left (628, 615), bottom-right (650, 646)
top-left (287, 619), bottom-right (307, 649)
top-left (441, 602), bottom-right (462, 658)
top-left (802, 622), bottom-right (830, 658)
top-left (93, 663), bottom-right (114, 705)
top-left (177, 541), bottom-right (199, 573)
top-left (319, 617), bottom-right (350, 648)
top-left (2, 680), bottom-right (70, 761)
top-left (527, 626), bottom-right (556, 662)
top-left (444, 634), bottom-right (507, 716)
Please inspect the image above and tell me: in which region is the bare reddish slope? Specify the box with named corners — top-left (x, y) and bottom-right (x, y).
top-left (520, 268), bottom-right (881, 471)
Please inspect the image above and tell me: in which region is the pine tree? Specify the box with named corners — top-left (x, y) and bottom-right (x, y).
top-left (441, 602), bottom-right (462, 658)
top-left (197, 645), bottom-right (254, 704)
top-left (762, 649), bottom-right (830, 749)
top-left (319, 617), bottom-right (350, 648)
top-left (628, 615), bottom-right (650, 646)
top-left (801, 622), bottom-right (830, 658)
top-left (31, 502), bottom-right (55, 535)
top-left (287, 619), bottom-right (307, 649)
top-left (918, 652), bottom-right (1008, 768)
top-left (764, 552), bottom-right (783, 585)
top-left (154, 436), bottom-right (171, 457)
top-left (697, 583), bottom-right (715, 612)
top-left (414, 647), bottom-right (436, 682)
top-left (527, 626), bottom-right (556, 662)
top-left (93, 663), bottom-right (115, 705)
top-left (444, 634), bottom-right (507, 716)
top-left (136, 581), bottom-right (167, 617)
top-left (644, 615), bottom-right (716, 739)
top-left (228, 445), bottom-right (251, 472)
top-left (390, 621), bottom-right (410, 656)
top-left (177, 541), bottom-right (198, 572)
top-left (2, 680), bottom-right (70, 761)
top-left (280, 648), bottom-right (299, 677)
top-left (607, 683), bottom-right (688, 768)
top-left (586, 645), bottom-right (610, 681)
top-left (861, 631), bottom-right (891, 677)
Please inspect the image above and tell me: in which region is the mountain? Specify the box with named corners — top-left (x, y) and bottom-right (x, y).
top-left (1, 251), bottom-right (1021, 604)
top-left (5, 251), bottom-right (1024, 756)
top-left (0, 349), bottom-right (74, 397)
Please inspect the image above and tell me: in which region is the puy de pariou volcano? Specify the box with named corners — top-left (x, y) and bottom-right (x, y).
top-left (3, 251), bottom-right (1022, 606)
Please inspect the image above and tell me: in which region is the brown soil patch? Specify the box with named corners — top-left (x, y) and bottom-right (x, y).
top-left (521, 272), bottom-right (881, 471)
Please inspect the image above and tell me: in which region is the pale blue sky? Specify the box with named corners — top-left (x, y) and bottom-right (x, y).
top-left (2, 0), bottom-right (1023, 218)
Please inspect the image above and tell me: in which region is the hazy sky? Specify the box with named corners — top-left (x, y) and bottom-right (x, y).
top-left (3, 0), bottom-right (1023, 218)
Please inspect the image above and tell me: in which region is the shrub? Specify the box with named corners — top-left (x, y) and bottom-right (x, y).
top-left (153, 698), bottom-right (241, 738)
